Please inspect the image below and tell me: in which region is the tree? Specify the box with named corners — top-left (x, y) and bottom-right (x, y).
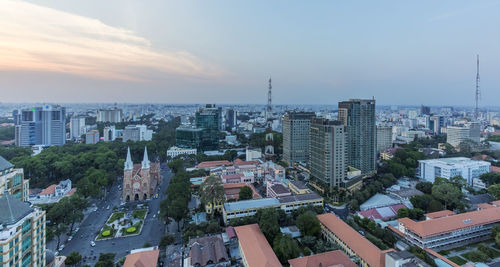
top-left (379, 173), bottom-right (397, 188)
top-left (199, 176), bottom-right (225, 217)
top-left (159, 234), bottom-right (175, 249)
top-left (496, 232), bottom-right (500, 247)
top-left (488, 184), bottom-right (500, 200)
top-left (169, 198), bottom-right (189, 231)
top-left (301, 235), bottom-right (317, 248)
top-left (239, 186), bottom-right (253, 200)
top-left (410, 194), bottom-right (432, 212)
top-left (416, 182), bottom-right (433, 194)
top-left (387, 162), bottom-right (407, 178)
top-left (428, 199), bottom-right (443, 212)
top-left (480, 172), bottom-right (500, 187)
top-left (449, 175), bottom-right (466, 190)
top-left (65, 251), bottom-right (82, 267)
top-left (296, 212), bottom-right (321, 237)
top-left (66, 194), bottom-right (88, 233)
top-left (432, 183), bottom-right (462, 210)
top-left (258, 208), bottom-right (280, 243)
top-left (397, 208), bottom-right (410, 218)
top-left (273, 234), bottom-right (300, 263)
top-left (95, 253), bottom-right (115, 267)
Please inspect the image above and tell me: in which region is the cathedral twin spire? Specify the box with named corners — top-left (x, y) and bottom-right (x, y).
top-left (124, 146), bottom-right (150, 170)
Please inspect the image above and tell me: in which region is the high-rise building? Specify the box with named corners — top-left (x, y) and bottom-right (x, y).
top-left (194, 104), bottom-right (221, 150)
top-left (309, 118), bottom-right (347, 189)
top-left (338, 99), bottom-right (376, 175)
top-left (103, 125), bottom-right (117, 142)
top-left (14, 105), bottom-right (66, 147)
top-left (429, 116), bottom-right (446, 135)
top-left (97, 108), bottom-right (123, 123)
top-left (225, 109), bottom-right (237, 131)
top-left (420, 105), bottom-right (431, 115)
top-left (447, 122), bottom-right (480, 148)
top-left (85, 130), bottom-right (100, 144)
top-left (122, 125), bottom-right (153, 142)
top-left (0, 156), bottom-right (29, 201)
top-left (376, 125), bottom-right (392, 154)
top-left (0, 195), bottom-right (46, 267)
top-left (70, 116), bottom-right (86, 140)
top-left (176, 126), bottom-right (206, 151)
top-left (282, 111), bottom-right (316, 165)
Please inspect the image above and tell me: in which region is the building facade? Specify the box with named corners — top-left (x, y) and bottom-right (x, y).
top-left (122, 147), bottom-right (161, 202)
top-left (14, 105), bottom-right (66, 147)
top-left (447, 122), bottom-right (481, 148)
top-left (398, 206), bottom-right (500, 250)
top-left (97, 108), bottom-right (123, 123)
top-left (103, 126), bottom-right (116, 142)
top-left (0, 195), bottom-right (46, 267)
top-left (69, 116), bottom-right (86, 140)
top-left (122, 125), bottom-right (153, 142)
top-left (85, 130), bottom-right (100, 144)
top-left (194, 104), bottom-right (221, 150)
top-left (282, 111), bottom-right (315, 165)
top-left (418, 157), bottom-right (490, 185)
top-left (166, 146), bottom-right (197, 159)
top-left (225, 109), bottom-right (237, 131)
top-left (175, 126), bottom-right (205, 151)
top-left (338, 99), bottom-right (376, 175)
top-left (0, 156), bottom-right (29, 201)
top-left (309, 118), bottom-right (347, 189)
top-left (376, 125), bottom-right (392, 154)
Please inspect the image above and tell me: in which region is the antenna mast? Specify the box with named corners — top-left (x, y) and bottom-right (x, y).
top-left (475, 55), bottom-right (480, 120)
top-left (266, 77), bottom-right (272, 121)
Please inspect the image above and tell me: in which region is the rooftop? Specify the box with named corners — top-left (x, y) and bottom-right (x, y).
top-left (288, 250), bottom-right (357, 267)
top-left (0, 156), bottom-right (14, 172)
top-left (196, 160), bottom-right (232, 169)
top-left (234, 224), bottom-right (281, 267)
top-left (123, 249), bottom-right (159, 267)
top-left (424, 210), bottom-right (455, 219)
top-left (223, 198), bottom-right (280, 212)
top-left (39, 184), bottom-right (57, 195)
top-left (317, 213), bottom-right (384, 267)
top-left (419, 157), bottom-right (490, 167)
top-left (399, 206), bottom-right (500, 238)
top-left (278, 192), bottom-right (322, 203)
top-left (0, 195), bottom-right (34, 225)
top-left (269, 184), bottom-right (290, 195)
top-left (189, 235), bottom-right (228, 267)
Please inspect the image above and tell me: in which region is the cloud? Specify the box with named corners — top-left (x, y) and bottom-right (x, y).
top-left (0, 1), bottom-right (221, 81)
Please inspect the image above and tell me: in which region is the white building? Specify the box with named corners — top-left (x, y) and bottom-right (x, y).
top-left (418, 157), bottom-right (490, 186)
top-left (103, 126), bottom-right (117, 142)
top-left (245, 147), bottom-right (262, 161)
top-left (167, 146), bottom-right (197, 159)
top-left (70, 116), bottom-right (86, 140)
top-left (447, 122), bottom-right (480, 148)
top-left (97, 108), bottom-right (122, 123)
top-left (122, 125), bottom-right (153, 142)
top-left (85, 130), bottom-right (100, 144)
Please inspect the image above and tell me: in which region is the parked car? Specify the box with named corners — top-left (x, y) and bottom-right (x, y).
top-left (58, 244), bottom-right (65, 251)
top-left (90, 241), bottom-right (96, 247)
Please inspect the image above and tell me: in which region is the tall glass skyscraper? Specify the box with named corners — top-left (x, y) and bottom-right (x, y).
top-left (338, 99), bottom-right (376, 175)
top-left (14, 105), bottom-right (66, 147)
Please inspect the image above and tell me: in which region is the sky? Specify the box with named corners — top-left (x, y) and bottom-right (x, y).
top-left (0, 0), bottom-right (499, 106)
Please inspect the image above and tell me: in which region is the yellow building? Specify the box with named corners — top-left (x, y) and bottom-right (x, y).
top-left (288, 181), bottom-right (310, 195)
top-left (0, 195), bottom-right (46, 267)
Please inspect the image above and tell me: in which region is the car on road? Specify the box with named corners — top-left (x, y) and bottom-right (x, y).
top-left (90, 241), bottom-right (96, 247)
top-left (68, 236), bottom-right (72, 241)
top-left (106, 205), bottom-right (110, 210)
top-left (58, 244), bottom-right (65, 251)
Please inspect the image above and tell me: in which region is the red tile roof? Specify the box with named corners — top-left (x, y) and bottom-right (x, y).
top-left (39, 184), bottom-right (57, 195)
top-left (424, 210), bottom-right (455, 219)
top-left (196, 160), bottom-right (232, 169)
top-left (491, 166), bottom-right (500, 173)
top-left (317, 213), bottom-right (385, 267)
top-left (65, 188), bottom-right (77, 197)
top-left (400, 206), bottom-right (500, 238)
top-left (234, 224), bottom-right (281, 267)
top-left (477, 203), bottom-right (494, 210)
top-left (234, 158), bottom-right (259, 166)
top-left (123, 249), bottom-right (159, 267)
top-left (288, 250), bottom-right (357, 267)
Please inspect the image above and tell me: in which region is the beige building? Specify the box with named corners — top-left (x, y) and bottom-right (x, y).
top-left (0, 156), bottom-right (29, 202)
top-left (0, 195), bottom-right (46, 267)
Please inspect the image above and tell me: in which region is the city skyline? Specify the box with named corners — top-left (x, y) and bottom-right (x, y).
top-left (1, 0), bottom-right (499, 106)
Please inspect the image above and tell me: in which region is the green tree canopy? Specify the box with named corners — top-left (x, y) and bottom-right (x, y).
top-left (199, 176), bottom-right (225, 216)
top-left (65, 251), bottom-right (82, 267)
top-left (432, 183), bottom-right (462, 210)
top-left (488, 184), bottom-right (500, 200)
top-left (258, 208), bottom-right (280, 243)
top-left (296, 212), bottom-right (321, 237)
top-left (273, 234), bottom-right (300, 264)
top-left (238, 186), bottom-right (253, 200)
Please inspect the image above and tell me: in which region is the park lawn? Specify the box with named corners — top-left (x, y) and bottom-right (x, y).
top-left (97, 225), bottom-right (116, 240)
top-left (132, 209), bottom-right (147, 219)
top-left (122, 221), bottom-right (143, 236)
top-left (107, 212), bottom-right (125, 224)
top-left (482, 246), bottom-right (500, 259)
top-left (439, 250), bottom-right (450, 256)
top-left (448, 256), bottom-right (467, 265)
top-left (461, 250), bottom-right (490, 262)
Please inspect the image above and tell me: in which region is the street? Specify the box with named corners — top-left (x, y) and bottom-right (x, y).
top-left (49, 164), bottom-right (173, 265)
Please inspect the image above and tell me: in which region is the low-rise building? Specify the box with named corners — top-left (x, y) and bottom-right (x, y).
top-left (234, 224), bottom-right (281, 267)
top-left (288, 180), bottom-right (309, 195)
top-left (167, 146), bottom-right (197, 159)
top-left (122, 125), bottom-right (153, 142)
top-left (418, 157), bottom-right (490, 186)
top-left (398, 206), bottom-right (500, 250)
top-left (123, 247), bottom-right (159, 267)
top-left (223, 193), bottom-right (323, 225)
top-left (288, 250), bottom-right (357, 267)
top-left (318, 213), bottom-right (386, 267)
top-left (187, 235), bottom-right (229, 267)
top-left (0, 195), bottom-right (46, 267)
top-left (385, 250), bottom-right (431, 267)
top-left (266, 182), bottom-right (291, 198)
top-left (85, 130), bottom-right (100, 144)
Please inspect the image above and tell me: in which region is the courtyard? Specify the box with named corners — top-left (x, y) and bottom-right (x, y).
top-left (440, 240), bottom-right (500, 265)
